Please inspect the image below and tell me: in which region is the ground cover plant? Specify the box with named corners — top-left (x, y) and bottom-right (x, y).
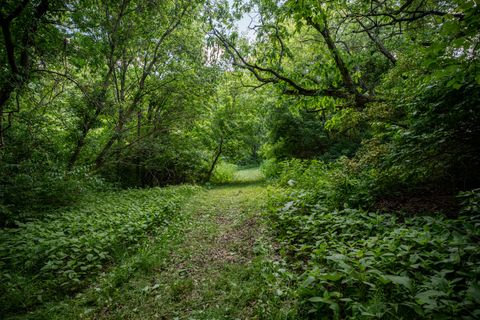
top-left (267, 167), bottom-right (480, 319)
top-left (0, 185), bottom-right (197, 315)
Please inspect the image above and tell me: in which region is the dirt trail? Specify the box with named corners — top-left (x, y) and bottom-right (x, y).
top-left (91, 168), bottom-right (278, 319)
top-left (11, 168), bottom-right (296, 320)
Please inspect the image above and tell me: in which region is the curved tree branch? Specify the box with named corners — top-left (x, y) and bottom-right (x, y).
top-left (213, 28), bottom-right (349, 99)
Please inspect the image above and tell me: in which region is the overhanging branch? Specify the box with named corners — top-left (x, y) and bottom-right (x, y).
top-left (212, 28), bottom-right (349, 99)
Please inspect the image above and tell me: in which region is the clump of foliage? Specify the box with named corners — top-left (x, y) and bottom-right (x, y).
top-left (268, 186), bottom-right (480, 319)
top-left (218, 0), bottom-right (480, 207)
top-left (0, 161), bottom-right (109, 226)
top-left (210, 161), bottom-right (238, 184)
top-left (0, 185), bottom-right (197, 315)
top-left (262, 102), bottom-right (363, 162)
top-left (260, 158), bottom-right (281, 179)
top-left (265, 158), bottom-right (377, 209)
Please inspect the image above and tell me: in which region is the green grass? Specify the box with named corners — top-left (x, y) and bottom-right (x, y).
top-left (233, 167), bottom-right (265, 183)
top-left (2, 168), bottom-right (297, 319)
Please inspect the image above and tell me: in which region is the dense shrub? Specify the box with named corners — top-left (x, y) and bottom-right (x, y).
top-left (0, 161), bottom-right (109, 226)
top-left (260, 158), bottom-right (281, 179)
top-left (0, 109), bottom-right (111, 225)
top-left (210, 161), bottom-right (237, 184)
top-left (266, 158), bottom-right (377, 210)
top-left (263, 104), bottom-right (362, 162)
top-left (98, 132), bottom-right (211, 187)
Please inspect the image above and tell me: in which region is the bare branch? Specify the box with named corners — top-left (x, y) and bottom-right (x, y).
top-left (213, 28), bottom-right (349, 99)
top-left (355, 18), bottom-right (397, 64)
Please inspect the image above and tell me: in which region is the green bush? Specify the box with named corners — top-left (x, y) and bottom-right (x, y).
top-left (98, 132), bottom-right (211, 187)
top-left (0, 185), bottom-right (198, 314)
top-left (210, 161), bottom-right (237, 184)
top-left (266, 158), bottom-right (378, 210)
top-left (263, 103), bottom-right (362, 161)
top-left (260, 158), bottom-right (282, 179)
top-left (458, 188), bottom-right (480, 215)
top-left (0, 162), bottom-right (110, 226)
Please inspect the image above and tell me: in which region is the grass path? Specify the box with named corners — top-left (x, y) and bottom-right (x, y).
top-left (30, 168), bottom-right (294, 319)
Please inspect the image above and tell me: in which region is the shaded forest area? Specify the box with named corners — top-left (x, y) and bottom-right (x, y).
top-left (1, 0), bottom-right (479, 319)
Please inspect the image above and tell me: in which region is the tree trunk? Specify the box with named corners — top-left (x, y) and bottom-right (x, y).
top-left (136, 110), bottom-right (143, 186)
top-left (0, 85), bottom-right (14, 148)
top-left (205, 137), bottom-right (223, 182)
top-left (0, 0), bottom-right (49, 148)
top-left (67, 123), bottom-right (88, 170)
top-left (67, 74), bottom-right (112, 170)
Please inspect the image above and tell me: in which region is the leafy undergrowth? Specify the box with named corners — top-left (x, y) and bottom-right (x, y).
top-left (72, 181), bottom-right (294, 319)
top-left (65, 169), bottom-right (296, 319)
top-left (268, 188), bottom-right (480, 319)
top-left (1, 168), bottom-right (298, 319)
top-left (0, 185), bottom-right (198, 316)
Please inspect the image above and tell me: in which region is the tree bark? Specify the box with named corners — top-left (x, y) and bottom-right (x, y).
top-left (136, 110), bottom-right (143, 186)
top-left (205, 137), bottom-right (223, 182)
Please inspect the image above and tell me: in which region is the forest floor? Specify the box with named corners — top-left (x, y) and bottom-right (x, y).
top-left (25, 168), bottom-right (294, 319)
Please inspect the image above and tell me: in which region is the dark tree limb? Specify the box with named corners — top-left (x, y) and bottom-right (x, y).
top-left (355, 18), bottom-right (397, 64)
top-left (213, 28), bottom-right (349, 99)
top-left (305, 17), bottom-right (373, 108)
top-left (205, 136), bottom-right (223, 183)
top-left (0, 0), bottom-right (49, 148)
top-left (350, 10), bottom-right (464, 33)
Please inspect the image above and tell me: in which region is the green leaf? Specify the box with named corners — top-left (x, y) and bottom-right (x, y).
top-left (382, 275), bottom-right (412, 290)
top-left (441, 20), bottom-right (460, 35)
top-left (466, 284), bottom-right (480, 303)
top-left (329, 302), bottom-right (340, 316)
top-left (309, 296), bottom-right (328, 303)
top-left (415, 290), bottom-right (447, 305)
top-left (319, 272), bottom-right (343, 281)
top-left (303, 275), bottom-right (315, 287)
